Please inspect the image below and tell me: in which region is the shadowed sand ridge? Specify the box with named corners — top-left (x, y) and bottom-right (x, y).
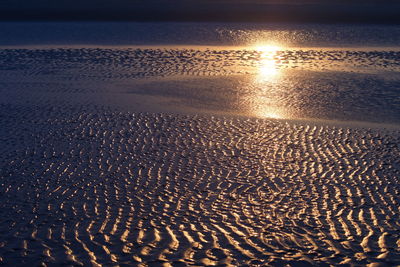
top-left (0, 106), bottom-right (399, 265)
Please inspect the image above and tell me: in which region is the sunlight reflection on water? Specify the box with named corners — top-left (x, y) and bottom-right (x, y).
top-left (250, 44), bottom-right (286, 119)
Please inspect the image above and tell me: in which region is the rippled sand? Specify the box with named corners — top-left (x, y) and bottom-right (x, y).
top-left (0, 46), bottom-right (400, 265)
top-left (1, 106), bottom-right (400, 266)
top-left (1, 47), bottom-right (400, 123)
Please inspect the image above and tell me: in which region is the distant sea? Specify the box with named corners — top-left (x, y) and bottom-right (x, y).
top-left (1, 22), bottom-right (400, 47)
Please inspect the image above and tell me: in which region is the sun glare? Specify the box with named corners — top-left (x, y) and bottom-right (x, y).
top-left (252, 104), bottom-right (285, 119)
top-left (252, 43), bottom-right (283, 83)
top-left (254, 44), bottom-right (281, 53)
top-left (248, 43), bottom-right (287, 119)
top-left (258, 60), bottom-right (278, 78)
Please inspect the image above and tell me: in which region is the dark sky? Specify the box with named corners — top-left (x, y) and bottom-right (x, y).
top-left (0, 0), bottom-right (399, 23)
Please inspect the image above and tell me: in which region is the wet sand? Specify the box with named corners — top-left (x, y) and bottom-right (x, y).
top-left (1, 106), bottom-right (400, 266)
top-left (0, 44), bottom-right (400, 265)
top-left (1, 47), bottom-right (400, 123)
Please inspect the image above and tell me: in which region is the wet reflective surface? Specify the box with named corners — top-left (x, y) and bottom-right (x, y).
top-left (1, 109), bottom-right (399, 266)
top-left (1, 46), bottom-right (400, 124)
top-left (1, 23), bottom-right (400, 266)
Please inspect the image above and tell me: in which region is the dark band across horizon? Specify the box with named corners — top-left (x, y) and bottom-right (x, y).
top-left (0, 1), bottom-right (400, 24)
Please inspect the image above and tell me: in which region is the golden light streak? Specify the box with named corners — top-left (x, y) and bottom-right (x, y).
top-left (253, 44), bottom-right (283, 83)
top-left (250, 44), bottom-right (285, 119)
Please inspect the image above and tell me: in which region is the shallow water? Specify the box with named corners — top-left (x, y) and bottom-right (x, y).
top-left (0, 23), bottom-right (400, 266)
top-left (0, 46), bottom-right (400, 124)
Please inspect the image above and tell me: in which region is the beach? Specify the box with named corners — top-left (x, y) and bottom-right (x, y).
top-left (0, 23), bottom-right (400, 265)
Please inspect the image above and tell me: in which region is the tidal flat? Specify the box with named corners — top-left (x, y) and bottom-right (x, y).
top-left (0, 23), bottom-right (399, 266)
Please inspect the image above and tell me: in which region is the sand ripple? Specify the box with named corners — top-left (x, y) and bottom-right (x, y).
top-left (0, 48), bottom-right (399, 81)
top-left (0, 106), bottom-right (399, 265)
top-left (1, 48), bottom-right (400, 124)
